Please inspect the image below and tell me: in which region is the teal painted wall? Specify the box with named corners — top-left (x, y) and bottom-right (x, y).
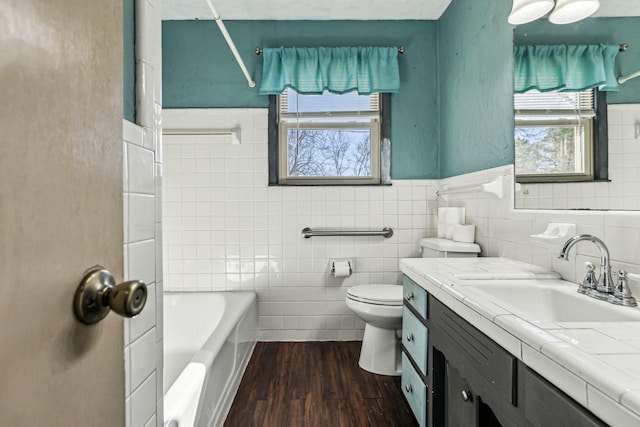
top-left (162, 20), bottom-right (440, 179)
top-left (436, 0), bottom-right (514, 178)
top-left (515, 17), bottom-right (640, 104)
top-left (123, 0), bottom-right (135, 121)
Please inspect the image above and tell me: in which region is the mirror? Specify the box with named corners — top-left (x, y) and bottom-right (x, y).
top-left (513, 11), bottom-right (640, 210)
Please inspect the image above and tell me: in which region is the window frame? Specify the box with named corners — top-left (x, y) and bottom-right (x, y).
top-left (514, 118), bottom-right (594, 183)
top-left (514, 89), bottom-right (608, 184)
top-left (268, 92), bottom-right (391, 186)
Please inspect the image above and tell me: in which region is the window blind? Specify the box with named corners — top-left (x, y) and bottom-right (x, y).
top-left (514, 89), bottom-right (595, 118)
top-left (280, 89), bottom-right (379, 114)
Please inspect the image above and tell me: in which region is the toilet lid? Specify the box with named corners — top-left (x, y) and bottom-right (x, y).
top-left (347, 285), bottom-right (403, 306)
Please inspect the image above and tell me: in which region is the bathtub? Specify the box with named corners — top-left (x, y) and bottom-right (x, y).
top-left (163, 292), bottom-right (257, 427)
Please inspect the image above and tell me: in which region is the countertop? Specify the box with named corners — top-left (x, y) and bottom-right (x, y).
top-left (400, 257), bottom-right (640, 427)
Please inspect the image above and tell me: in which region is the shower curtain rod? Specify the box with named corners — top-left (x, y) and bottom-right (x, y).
top-left (619, 70), bottom-right (640, 84)
top-left (255, 46), bottom-right (406, 55)
top-left (204, 0), bottom-right (256, 88)
top-left (617, 43), bottom-right (640, 84)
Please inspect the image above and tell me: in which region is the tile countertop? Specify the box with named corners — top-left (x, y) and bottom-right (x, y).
top-left (400, 257), bottom-right (640, 427)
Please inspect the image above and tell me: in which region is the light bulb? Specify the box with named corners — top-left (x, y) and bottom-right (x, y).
top-left (508, 0), bottom-right (555, 25)
top-left (549, 0), bottom-right (600, 24)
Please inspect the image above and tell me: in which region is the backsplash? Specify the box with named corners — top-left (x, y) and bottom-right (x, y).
top-left (516, 104), bottom-right (640, 210)
top-left (439, 164), bottom-right (640, 296)
top-left (162, 109), bottom-right (437, 340)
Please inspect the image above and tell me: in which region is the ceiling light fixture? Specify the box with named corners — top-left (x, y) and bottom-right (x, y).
top-left (508, 0), bottom-right (600, 25)
top-left (508, 0), bottom-right (555, 25)
top-left (548, 0), bottom-right (600, 24)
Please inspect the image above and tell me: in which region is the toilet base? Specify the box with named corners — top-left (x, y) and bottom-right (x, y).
top-left (358, 324), bottom-right (402, 376)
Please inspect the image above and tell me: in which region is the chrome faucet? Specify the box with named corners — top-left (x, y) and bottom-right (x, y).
top-left (558, 234), bottom-right (614, 300)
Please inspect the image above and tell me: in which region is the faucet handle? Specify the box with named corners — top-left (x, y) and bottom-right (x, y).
top-left (579, 261), bottom-right (597, 294)
top-left (608, 270), bottom-right (638, 307)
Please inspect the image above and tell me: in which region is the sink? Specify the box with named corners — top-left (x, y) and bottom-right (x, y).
top-left (465, 281), bottom-right (640, 323)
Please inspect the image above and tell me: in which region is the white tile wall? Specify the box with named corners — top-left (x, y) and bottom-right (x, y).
top-left (124, 0), bottom-right (163, 424)
top-left (516, 104), bottom-right (640, 210)
top-left (439, 164), bottom-right (640, 297)
top-left (162, 108), bottom-right (437, 341)
top-left (124, 119), bottom-right (163, 427)
top-left (161, 108), bottom-right (640, 347)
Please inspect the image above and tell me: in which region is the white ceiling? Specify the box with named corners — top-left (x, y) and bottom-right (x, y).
top-left (162, 0), bottom-right (640, 21)
top-left (162, 0), bottom-right (451, 20)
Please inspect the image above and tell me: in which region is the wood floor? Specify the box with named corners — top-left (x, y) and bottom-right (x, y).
top-left (224, 341), bottom-right (419, 427)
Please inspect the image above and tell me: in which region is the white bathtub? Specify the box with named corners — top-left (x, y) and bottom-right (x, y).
top-left (163, 292), bottom-right (257, 427)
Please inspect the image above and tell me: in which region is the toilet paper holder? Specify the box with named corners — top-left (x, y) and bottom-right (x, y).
top-left (330, 258), bottom-right (353, 277)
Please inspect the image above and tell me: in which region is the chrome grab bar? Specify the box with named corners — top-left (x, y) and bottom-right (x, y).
top-left (301, 227), bottom-right (393, 239)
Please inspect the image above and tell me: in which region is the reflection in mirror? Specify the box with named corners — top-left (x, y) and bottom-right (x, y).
top-left (513, 14), bottom-right (640, 210)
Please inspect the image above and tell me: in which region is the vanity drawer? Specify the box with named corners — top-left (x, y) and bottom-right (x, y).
top-left (402, 307), bottom-right (429, 376)
top-left (401, 352), bottom-right (427, 427)
top-left (403, 275), bottom-right (428, 319)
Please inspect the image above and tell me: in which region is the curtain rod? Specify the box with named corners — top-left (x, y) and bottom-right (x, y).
top-left (204, 0), bottom-right (255, 88)
top-left (255, 46), bottom-right (405, 55)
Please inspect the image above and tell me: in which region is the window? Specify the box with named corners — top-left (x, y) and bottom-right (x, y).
top-left (514, 89), bottom-right (608, 183)
top-left (269, 89), bottom-right (390, 185)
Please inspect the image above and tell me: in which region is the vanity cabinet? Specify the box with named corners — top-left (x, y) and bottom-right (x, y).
top-left (401, 274), bottom-right (608, 427)
top-left (430, 297), bottom-right (522, 427)
top-left (521, 368), bottom-right (606, 427)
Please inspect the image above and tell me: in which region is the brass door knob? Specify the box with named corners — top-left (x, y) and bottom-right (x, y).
top-left (73, 266), bottom-right (147, 324)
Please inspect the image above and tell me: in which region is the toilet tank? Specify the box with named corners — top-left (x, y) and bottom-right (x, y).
top-left (420, 238), bottom-right (480, 258)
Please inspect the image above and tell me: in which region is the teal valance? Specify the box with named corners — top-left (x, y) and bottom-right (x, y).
top-left (514, 44), bottom-right (620, 94)
top-left (259, 47), bottom-right (400, 95)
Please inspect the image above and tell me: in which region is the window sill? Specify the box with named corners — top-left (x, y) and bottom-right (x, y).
top-left (268, 182), bottom-right (392, 187)
top-left (516, 179), bottom-right (611, 184)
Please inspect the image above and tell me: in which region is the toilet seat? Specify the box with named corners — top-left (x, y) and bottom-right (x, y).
top-left (347, 285), bottom-right (403, 306)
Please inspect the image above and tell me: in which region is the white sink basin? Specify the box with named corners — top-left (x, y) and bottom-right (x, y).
top-left (466, 281), bottom-right (640, 323)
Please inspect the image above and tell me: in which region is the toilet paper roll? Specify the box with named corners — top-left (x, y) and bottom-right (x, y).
top-left (438, 207), bottom-right (466, 225)
top-left (437, 222), bottom-right (447, 238)
top-left (452, 224), bottom-right (476, 243)
top-left (445, 224), bottom-right (456, 240)
top-left (332, 261), bottom-right (352, 278)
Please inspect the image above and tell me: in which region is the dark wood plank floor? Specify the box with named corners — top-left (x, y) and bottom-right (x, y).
top-left (224, 341), bottom-right (420, 427)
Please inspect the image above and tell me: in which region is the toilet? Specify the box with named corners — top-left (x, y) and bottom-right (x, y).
top-left (346, 238), bottom-right (480, 376)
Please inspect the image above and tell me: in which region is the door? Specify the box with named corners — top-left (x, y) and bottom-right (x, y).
top-left (446, 362), bottom-right (477, 426)
top-left (0, 0), bottom-right (125, 426)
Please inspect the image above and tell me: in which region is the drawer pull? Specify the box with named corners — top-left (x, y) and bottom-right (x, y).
top-left (405, 292), bottom-right (414, 301)
top-left (461, 390), bottom-right (472, 402)
top-left (405, 384), bottom-right (413, 393)
top-left (406, 333), bottom-right (414, 342)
